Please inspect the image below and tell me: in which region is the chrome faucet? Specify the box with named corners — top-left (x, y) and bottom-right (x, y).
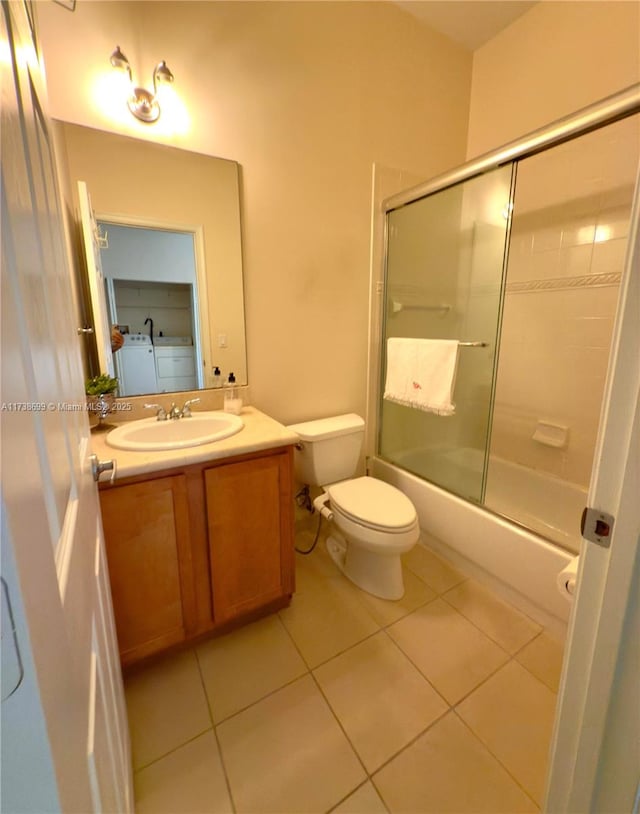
top-left (180, 398), bottom-right (200, 417)
top-left (144, 398), bottom-right (200, 420)
top-left (144, 403), bottom-right (167, 421)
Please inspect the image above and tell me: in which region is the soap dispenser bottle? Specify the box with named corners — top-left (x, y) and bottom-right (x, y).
top-left (223, 372), bottom-right (242, 415)
top-left (212, 366), bottom-right (222, 388)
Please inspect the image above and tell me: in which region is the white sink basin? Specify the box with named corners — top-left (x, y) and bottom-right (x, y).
top-left (106, 411), bottom-right (244, 451)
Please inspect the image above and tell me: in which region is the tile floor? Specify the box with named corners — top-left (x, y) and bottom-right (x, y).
top-left (126, 526), bottom-right (565, 814)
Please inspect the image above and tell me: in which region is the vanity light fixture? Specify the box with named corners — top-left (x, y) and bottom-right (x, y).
top-left (109, 45), bottom-right (174, 123)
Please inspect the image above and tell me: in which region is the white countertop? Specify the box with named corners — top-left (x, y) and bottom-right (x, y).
top-left (90, 406), bottom-right (299, 481)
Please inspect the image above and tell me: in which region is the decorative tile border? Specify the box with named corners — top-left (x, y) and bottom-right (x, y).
top-left (506, 271), bottom-right (622, 294)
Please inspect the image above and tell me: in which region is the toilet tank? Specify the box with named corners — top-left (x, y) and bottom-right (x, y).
top-left (286, 414), bottom-right (365, 486)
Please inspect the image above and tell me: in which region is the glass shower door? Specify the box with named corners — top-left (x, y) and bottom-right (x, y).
top-left (484, 115), bottom-right (640, 550)
top-left (378, 165), bottom-right (514, 502)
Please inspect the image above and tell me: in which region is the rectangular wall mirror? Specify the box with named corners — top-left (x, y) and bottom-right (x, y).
top-left (55, 121), bottom-right (247, 396)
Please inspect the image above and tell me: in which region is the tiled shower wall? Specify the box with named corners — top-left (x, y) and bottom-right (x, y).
top-left (489, 117), bottom-right (639, 487)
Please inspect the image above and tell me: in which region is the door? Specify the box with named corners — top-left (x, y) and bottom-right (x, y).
top-left (78, 180), bottom-right (115, 379)
top-left (544, 160), bottom-right (640, 809)
top-left (379, 164), bottom-right (514, 503)
top-left (0, 2), bottom-right (131, 811)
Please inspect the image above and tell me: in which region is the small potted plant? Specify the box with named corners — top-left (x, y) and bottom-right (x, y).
top-left (85, 373), bottom-right (119, 424)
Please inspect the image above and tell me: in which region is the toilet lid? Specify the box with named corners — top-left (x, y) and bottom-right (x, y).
top-left (327, 477), bottom-right (417, 531)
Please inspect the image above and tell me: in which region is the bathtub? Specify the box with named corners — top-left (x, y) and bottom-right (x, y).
top-left (484, 457), bottom-right (586, 556)
top-left (371, 454), bottom-right (579, 627)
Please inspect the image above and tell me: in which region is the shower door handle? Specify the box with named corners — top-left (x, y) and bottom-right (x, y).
top-left (580, 507), bottom-right (614, 548)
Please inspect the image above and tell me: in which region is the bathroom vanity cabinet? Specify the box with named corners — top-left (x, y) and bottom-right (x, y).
top-left (99, 445), bottom-right (295, 668)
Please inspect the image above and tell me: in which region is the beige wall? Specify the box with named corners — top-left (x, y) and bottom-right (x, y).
top-left (37, 1), bottom-right (472, 425)
top-left (467, 1), bottom-right (640, 158)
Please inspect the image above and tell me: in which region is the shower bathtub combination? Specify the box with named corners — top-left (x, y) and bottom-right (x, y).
top-left (370, 85), bottom-right (640, 628)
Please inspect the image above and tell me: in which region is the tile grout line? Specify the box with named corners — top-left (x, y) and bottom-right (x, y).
top-left (372, 598), bottom-right (559, 798)
top-left (381, 616), bottom-right (558, 805)
top-left (451, 708), bottom-right (543, 810)
top-left (209, 667), bottom-right (311, 727)
top-left (281, 557), bottom-right (466, 802)
top-left (132, 724), bottom-right (215, 774)
top-left (439, 589), bottom-right (543, 652)
top-left (400, 559), bottom-right (564, 695)
top-left (379, 600), bottom-right (515, 712)
top-left (308, 668), bottom-right (370, 777)
top-left (193, 646), bottom-right (238, 814)
top-left (367, 705), bottom-right (452, 779)
top-left (325, 779), bottom-right (391, 814)
top-left (379, 625), bottom-right (452, 709)
top-left (276, 606), bottom-right (376, 810)
top-left (287, 543), bottom-right (526, 795)
top-left (281, 556), bottom-right (483, 809)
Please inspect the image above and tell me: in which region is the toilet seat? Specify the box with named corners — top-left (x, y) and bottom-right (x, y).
top-left (327, 477), bottom-right (418, 533)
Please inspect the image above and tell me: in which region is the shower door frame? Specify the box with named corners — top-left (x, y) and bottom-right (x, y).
top-left (367, 82), bottom-right (640, 812)
top-left (382, 84), bottom-right (640, 214)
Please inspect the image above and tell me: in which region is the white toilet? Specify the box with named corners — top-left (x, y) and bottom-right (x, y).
top-left (287, 414), bottom-right (420, 600)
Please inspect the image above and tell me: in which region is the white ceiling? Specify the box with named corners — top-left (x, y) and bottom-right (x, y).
top-left (395, 1), bottom-right (538, 50)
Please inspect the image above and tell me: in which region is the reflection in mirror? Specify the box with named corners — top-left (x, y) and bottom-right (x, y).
top-left (55, 120), bottom-right (247, 397)
top-left (99, 220), bottom-right (204, 396)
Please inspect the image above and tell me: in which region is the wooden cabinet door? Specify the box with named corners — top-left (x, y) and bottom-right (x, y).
top-left (205, 452), bottom-right (294, 624)
top-left (100, 475), bottom-right (191, 666)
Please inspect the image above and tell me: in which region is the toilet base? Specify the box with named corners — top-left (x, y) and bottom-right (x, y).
top-left (326, 533), bottom-right (405, 600)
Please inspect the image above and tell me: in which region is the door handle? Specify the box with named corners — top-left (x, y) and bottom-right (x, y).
top-left (89, 454), bottom-right (117, 484)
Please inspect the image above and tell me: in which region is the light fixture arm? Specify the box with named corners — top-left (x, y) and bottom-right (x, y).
top-left (109, 45), bottom-right (132, 83)
top-left (152, 60), bottom-right (174, 96)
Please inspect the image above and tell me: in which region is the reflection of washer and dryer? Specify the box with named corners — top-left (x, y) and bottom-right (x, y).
top-left (154, 336), bottom-right (197, 393)
top-left (116, 333), bottom-right (197, 397)
top-left (117, 334), bottom-right (157, 396)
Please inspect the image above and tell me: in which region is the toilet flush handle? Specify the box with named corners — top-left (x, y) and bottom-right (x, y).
top-left (313, 493), bottom-right (333, 522)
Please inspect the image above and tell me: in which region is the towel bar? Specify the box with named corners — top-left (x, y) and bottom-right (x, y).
top-left (459, 341), bottom-right (489, 347)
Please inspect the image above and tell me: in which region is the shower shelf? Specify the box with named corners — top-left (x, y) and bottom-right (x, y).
top-left (390, 299), bottom-right (451, 314)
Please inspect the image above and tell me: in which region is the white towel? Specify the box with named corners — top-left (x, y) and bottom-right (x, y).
top-left (384, 337), bottom-right (459, 416)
